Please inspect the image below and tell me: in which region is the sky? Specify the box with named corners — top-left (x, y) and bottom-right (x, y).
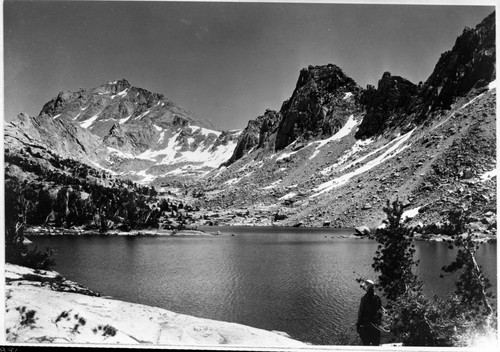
top-left (3, 1), bottom-right (495, 130)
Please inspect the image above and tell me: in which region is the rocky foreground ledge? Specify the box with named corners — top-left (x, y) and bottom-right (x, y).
top-left (4, 264), bottom-right (305, 346)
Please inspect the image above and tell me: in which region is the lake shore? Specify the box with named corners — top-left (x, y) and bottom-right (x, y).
top-left (24, 224), bottom-right (496, 243)
top-left (4, 263), bottom-right (306, 346)
top-left (25, 225), bottom-right (222, 237)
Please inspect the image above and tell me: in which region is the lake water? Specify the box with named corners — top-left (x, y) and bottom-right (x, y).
top-left (29, 227), bottom-right (497, 345)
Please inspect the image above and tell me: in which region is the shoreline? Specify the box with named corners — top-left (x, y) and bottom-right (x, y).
top-left (24, 225), bottom-right (496, 243)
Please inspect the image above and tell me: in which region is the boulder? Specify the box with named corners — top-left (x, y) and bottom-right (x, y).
top-left (361, 203), bottom-right (373, 210)
top-left (355, 226), bottom-right (371, 236)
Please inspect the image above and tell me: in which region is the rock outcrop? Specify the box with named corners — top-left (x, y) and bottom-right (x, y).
top-left (415, 11), bottom-right (495, 117)
top-left (275, 64), bottom-right (361, 151)
top-left (223, 109), bottom-right (280, 165)
top-left (4, 112), bottom-right (109, 166)
top-left (5, 264), bottom-right (305, 346)
top-left (355, 72), bottom-right (417, 139)
top-left (225, 64), bottom-right (362, 165)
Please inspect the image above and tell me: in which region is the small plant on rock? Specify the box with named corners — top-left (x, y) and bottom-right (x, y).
top-left (17, 306), bottom-right (37, 326)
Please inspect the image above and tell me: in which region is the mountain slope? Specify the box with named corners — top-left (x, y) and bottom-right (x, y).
top-left (6, 80), bottom-right (242, 182)
top-left (4, 113), bottom-right (109, 167)
top-left (192, 12), bottom-right (496, 231)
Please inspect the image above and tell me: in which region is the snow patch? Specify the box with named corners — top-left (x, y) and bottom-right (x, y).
top-left (480, 168), bottom-right (497, 182)
top-left (111, 88), bottom-right (129, 99)
top-left (276, 150), bottom-right (298, 162)
top-left (320, 138), bottom-right (374, 175)
top-left (243, 171), bottom-right (254, 179)
top-left (136, 169), bottom-right (156, 183)
top-left (119, 114), bottom-right (132, 125)
top-left (308, 115), bottom-right (358, 160)
top-left (488, 80), bottom-right (496, 90)
top-left (139, 131), bottom-right (181, 161)
top-left (189, 125), bottom-right (222, 137)
top-left (224, 177), bottom-right (242, 185)
top-left (136, 110), bottom-right (151, 120)
top-left (279, 192), bottom-right (297, 200)
top-left (157, 131), bottom-right (166, 144)
top-left (52, 114), bottom-right (61, 119)
top-left (153, 125), bottom-right (162, 132)
top-left (79, 114), bottom-right (100, 129)
top-left (343, 92), bottom-right (353, 100)
top-left (311, 129), bottom-right (414, 197)
top-left (402, 207), bottom-right (421, 221)
top-left (459, 92), bottom-right (485, 111)
top-left (434, 89), bottom-right (491, 131)
top-left (88, 160), bottom-right (117, 175)
top-left (261, 180), bottom-right (282, 190)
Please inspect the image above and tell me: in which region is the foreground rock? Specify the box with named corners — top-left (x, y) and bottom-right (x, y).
top-left (5, 264), bottom-right (305, 346)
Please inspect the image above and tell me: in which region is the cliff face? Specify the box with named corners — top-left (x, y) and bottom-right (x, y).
top-left (355, 72), bottom-right (417, 139)
top-left (225, 64), bottom-right (362, 166)
top-left (275, 64), bottom-right (361, 151)
top-left (4, 112), bottom-right (108, 165)
top-left (416, 11), bottom-right (495, 116)
top-left (224, 109), bottom-right (280, 165)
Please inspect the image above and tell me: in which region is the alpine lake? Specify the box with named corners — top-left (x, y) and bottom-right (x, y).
top-left (29, 226), bottom-right (497, 345)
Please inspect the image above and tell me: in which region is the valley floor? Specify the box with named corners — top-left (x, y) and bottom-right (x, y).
top-left (4, 263), bottom-right (306, 347)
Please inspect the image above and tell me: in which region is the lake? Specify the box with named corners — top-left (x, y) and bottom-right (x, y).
top-left (29, 227), bottom-right (497, 345)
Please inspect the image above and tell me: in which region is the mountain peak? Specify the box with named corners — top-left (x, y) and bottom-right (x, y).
top-left (295, 64), bottom-right (357, 93)
top-left (37, 79), bottom-right (216, 138)
top-left (105, 79), bottom-right (131, 91)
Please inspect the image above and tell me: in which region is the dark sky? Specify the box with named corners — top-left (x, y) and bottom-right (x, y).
top-left (3, 1), bottom-right (495, 130)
